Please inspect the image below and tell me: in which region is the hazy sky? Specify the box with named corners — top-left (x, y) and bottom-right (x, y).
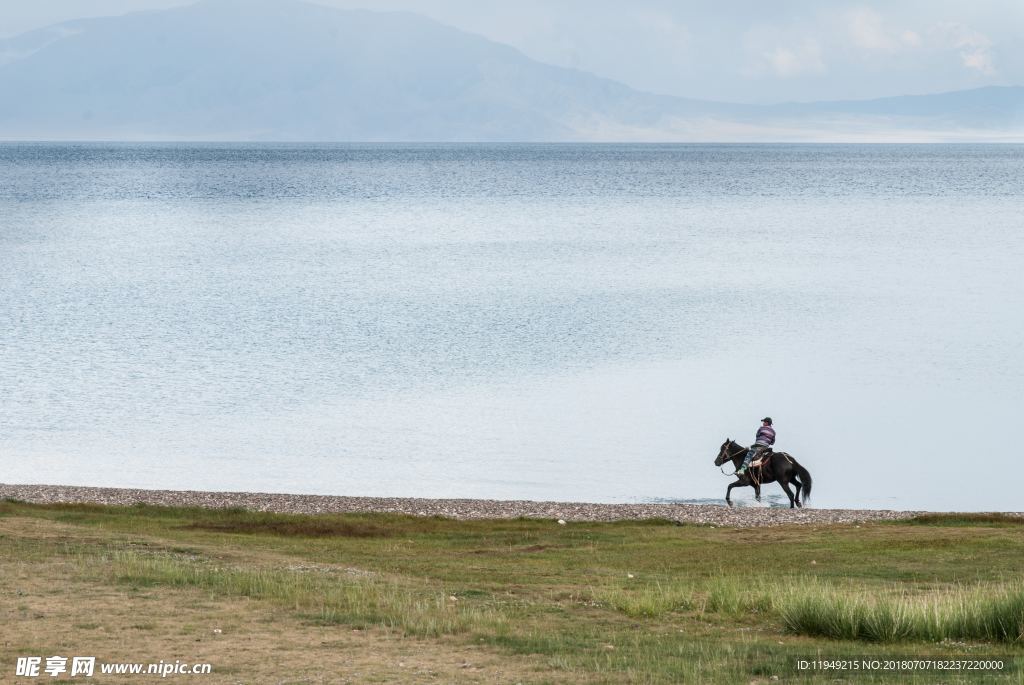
top-left (1, 0), bottom-right (1021, 103)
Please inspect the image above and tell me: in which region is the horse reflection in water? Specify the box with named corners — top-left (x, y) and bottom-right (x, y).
top-left (714, 439), bottom-right (813, 508)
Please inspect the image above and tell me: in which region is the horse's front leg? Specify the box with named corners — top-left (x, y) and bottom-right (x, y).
top-left (754, 482), bottom-right (761, 502)
top-left (725, 480), bottom-right (743, 507)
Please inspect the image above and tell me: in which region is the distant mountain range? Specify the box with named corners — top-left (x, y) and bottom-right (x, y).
top-left (1, 0), bottom-right (1022, 142)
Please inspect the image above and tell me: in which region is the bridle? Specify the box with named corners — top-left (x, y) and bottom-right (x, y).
top-left (717, 442), bottom-right (744, 476)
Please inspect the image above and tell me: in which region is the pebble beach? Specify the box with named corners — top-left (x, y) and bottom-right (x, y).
top-left (0, 483), bottom-right (948, 528)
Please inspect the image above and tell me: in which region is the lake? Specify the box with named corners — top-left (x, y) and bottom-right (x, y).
top-left (1, 143), bottom-right (1021, 510)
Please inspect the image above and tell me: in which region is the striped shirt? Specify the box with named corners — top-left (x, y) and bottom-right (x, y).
top-left (755, 425), bottom-right (776, 446)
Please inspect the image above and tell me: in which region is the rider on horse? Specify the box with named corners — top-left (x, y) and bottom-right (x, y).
top-left (736, 417), bottom-right (774, 476)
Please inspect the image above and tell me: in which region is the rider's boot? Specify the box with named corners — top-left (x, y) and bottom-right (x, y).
top-left (737, 448), bottom-right (759, 476)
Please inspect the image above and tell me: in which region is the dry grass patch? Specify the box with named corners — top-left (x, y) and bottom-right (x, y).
top-left (0, 515), bottom-right (565, 684)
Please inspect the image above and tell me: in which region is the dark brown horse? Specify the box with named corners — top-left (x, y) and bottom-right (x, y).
top-left (714, 439), bottom-right (812, 508)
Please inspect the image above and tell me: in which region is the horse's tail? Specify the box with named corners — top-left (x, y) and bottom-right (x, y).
top-left (793, 460), bottom-right (812, 503)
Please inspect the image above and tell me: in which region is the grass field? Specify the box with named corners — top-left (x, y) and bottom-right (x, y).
top-left (1, 500), bottom-right (1022, 683)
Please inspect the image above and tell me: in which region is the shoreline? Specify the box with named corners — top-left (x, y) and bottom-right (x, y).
top-left (0, 482), bottom-right (950, 527)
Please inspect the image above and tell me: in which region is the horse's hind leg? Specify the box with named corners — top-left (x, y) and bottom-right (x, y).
top-left (779, 478), bottom-right (798, 508)
top-left (793, 478), bottom-right (803, 507)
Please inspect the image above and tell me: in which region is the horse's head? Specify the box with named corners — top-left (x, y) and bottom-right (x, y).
top-left (714, 438), bottom-right (736, 466)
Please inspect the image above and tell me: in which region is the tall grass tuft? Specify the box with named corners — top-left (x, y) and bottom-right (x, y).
top-left (594, 577), bottom-right (778, 619)
top-left (703, 577), bottom-right (775, 617)
top-left (780, 580), bottom-right (1024, 643)
top-left (592, 581), bottom-right (695, 618)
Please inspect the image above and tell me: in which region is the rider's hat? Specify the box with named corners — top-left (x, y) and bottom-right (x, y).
top-left (762, 417), bottom-right (773, 425)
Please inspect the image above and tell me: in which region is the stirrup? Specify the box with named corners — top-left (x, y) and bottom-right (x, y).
top-left (736, 466), bottom-right (747, 475)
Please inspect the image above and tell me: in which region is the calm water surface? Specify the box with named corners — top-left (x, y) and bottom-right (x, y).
top-left (1, 144), bottom-right (1022, 510)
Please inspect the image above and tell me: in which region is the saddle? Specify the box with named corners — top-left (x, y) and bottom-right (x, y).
top-left (750, 447), bottom-right (773, 468)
